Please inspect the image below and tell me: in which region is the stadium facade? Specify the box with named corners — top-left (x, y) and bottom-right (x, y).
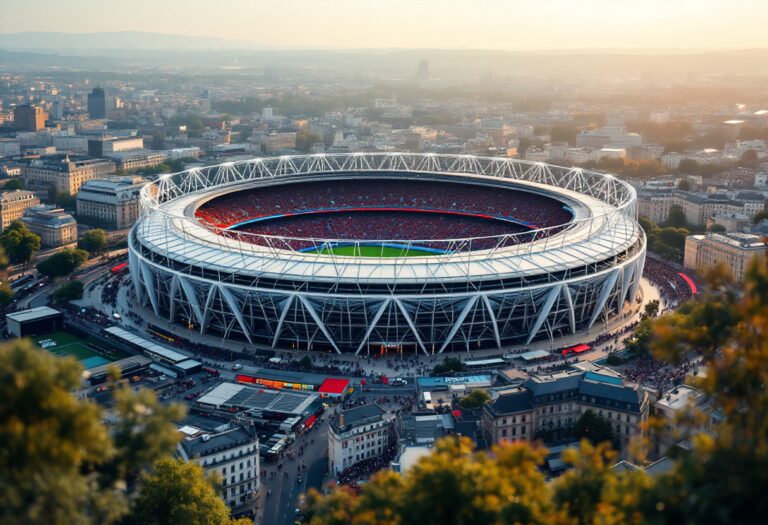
top-left (129, 153), bottom-right (645, 354)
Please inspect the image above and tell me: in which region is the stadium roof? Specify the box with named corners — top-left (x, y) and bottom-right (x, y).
top-left (134, 154), bottom-right (640, 284)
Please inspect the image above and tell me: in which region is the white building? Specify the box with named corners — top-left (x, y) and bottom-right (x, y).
top-left (52, 135), bottom-right (89, 153)
top-left (177, 419), bottom-right (260, 513)
top-left (76, 176), bottom-right (146, 229)
top-left (0, 139), bottom-right (21, 158)
top-left (685, 233), bottom-right (768, 282)
top-left (329, 404), bottom-right (392, 476)
top-left (655, 385), bottom-right (709, 454)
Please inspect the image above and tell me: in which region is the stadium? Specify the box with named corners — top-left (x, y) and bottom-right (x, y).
top-left (128, 153), bottom-right (646, 355)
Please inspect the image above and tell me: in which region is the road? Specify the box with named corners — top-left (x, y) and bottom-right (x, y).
top-left (260, 418), bottom-right (330, 525)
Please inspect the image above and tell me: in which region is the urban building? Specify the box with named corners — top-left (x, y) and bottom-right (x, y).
top-left (21, 204), bottom-right (78, 247)
top-left (261, 131), bottom-right (297, 153)
top-left (637, 188), bottom-right (766, 227)
top-left (0, 190), bottom-right (41, 231)
top-left (0, 138), bottom-right (21, 157)
top-left (23, 155), bottom-right (116, 196)
top-left (482, 369), bottom-right (649, 453)
top-left (684, 233), bottom-right (768, 282)
top-left (87, 87), bottom-right (107, 119)
top-left (654, 384), bottom-right (709, 455)
top-left (76, 176), bottom-right (146, 229)
top-left (176, 416), bottom-right (260, 513)
top-left (87, 136), bottom-right (144, 157)
top-left (13, 105), bottom-right (46, 132)
top-left (329, 404), bottom-right (392, 475)
top-left (105, 150), bottom-right (166, 171)
top-left (52, 135), bottom-right (89, 153)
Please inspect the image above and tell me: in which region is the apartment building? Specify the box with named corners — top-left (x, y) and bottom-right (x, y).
top-left (483, 369), bottom-right (649, 453)
top-left (329, 404), bottom-right (392, 475)
top-left (0, 190), bottom-right (40, 231)
top-left (23, 155), bottom-right (116, 196)
top-left (176, 418), bottom-right (260, 514)
top-left (76, 176), bottom-right (146, 229)
top-left (684, 233), bottom-right (768, 282)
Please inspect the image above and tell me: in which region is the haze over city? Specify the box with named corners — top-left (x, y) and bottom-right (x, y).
top-left (1, 2), bottom-right (768, 525)
top-left (2, 0), bottom-right (768, 51)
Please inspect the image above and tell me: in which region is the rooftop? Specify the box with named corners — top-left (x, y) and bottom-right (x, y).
top-left (6, 306), bottom-right (61, 323)
top-left (179, 426), bottom-right (254, 458)
top-left (332, 403), bottom-right (386, 433)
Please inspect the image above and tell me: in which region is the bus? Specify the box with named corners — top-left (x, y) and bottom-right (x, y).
top-left (111, 262), bottom-right (129, 274)
top-left (422, 391), bottom-right (433, 410)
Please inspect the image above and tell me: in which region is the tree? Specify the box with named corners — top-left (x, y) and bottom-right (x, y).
top-left (573, 410), bottom-right (615, 447)
top-left (458, 389), bottom-right (490, 409)
top-left (52, 280), bottom-right (84, 303)
top-left (0, 339), bottom-right (117, 525)
top-left (0, 221), bottom-right (41, 267)
top-left (36, 248), bottom-right (88, 278)
top-left (129, 458), bottom-right (249, 525)
top-left (739, 149), bottom-right (759, 168)
top-left (149, 132), bottom-right (166, 150)
top-left (644, 299), bottom-right (660, 318)
top-left (676, 178), bottom-right (692, 191)
top-left (3, 178), bottom-right (23, 190)
top-left (665, 205), bottom-right (687, 228)
top-left (296, 127), bottom-right (321, 152)
top-left (0, 282), bottom-right (13, 307)
top-left (78, 229), bottom-right (108, 255)
top-left (709, 223), bottom-right (727, 233)
top-left (0, 339), bottom-right (226, 525)
top-left (432, 357), bottom-right (465, 374)
top-left (677, 158), bottom-right (700, 174)
top-left (752, 209), bottom-right (768, 225)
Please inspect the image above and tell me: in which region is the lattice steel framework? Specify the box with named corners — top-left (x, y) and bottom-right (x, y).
top-left (129, 153), bottom-right (646, 354)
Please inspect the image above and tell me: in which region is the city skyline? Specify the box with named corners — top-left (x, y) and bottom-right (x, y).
top-left (1, 0), bottom-right (767, 51)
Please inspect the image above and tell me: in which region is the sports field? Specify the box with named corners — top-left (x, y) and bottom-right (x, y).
top-left (35, 331), bottom-right (130, 369)
top-left (314, 244), bottom-right (441, 257)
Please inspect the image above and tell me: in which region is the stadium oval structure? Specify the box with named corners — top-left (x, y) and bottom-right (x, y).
top-left (129, 153), bottom-right (646, 355)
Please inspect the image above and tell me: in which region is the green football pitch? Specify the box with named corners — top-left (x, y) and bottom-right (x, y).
top-left (35, 331), bottom-right (130, 367)
top-left (313, 244), bottom-right (440, 257)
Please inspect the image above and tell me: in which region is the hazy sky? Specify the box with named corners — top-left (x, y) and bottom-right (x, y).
top-left (1, 0), bottom-right (767, 50)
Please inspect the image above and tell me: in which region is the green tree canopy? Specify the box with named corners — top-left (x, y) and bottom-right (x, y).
top-left (665, 204), bottom-right (688, 228)
top-left (752, 209), bottom-right (768, 225)
top-left (0, 221), bottom-right (41, 266)
top-left (0, 339), bottom-right (116, 525)
top-left (573, 410), bottom-right (615, 447)
top-left (0, 339), bottom-right (239, 525)
top-left (676, 178), bottom-right (692, 191)
top-left (458, 389), bottom-right (491, 409)
top-left (52, 280), bottom-right (84, 303)
top-left (432, 357), bottom-right (465, 375)
top-left (3, 178), bottom-right (23, 190)
top-left (129, 458), bottom-right (249, 525)
top-left (0, 281), bottom-right (13, 306)
top-left (644, 299), bottom-right (660, 318)
top-left (78, 229), bottom-right (108, 255)
top-left (36, 248), bottom-right (88, 278)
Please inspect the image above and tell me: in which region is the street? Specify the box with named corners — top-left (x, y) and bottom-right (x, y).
top-left (260, 417), bottom-right (330, 525)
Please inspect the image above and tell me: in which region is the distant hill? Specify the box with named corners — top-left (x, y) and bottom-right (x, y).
top-left (0, 31), bottom-right (262, 52)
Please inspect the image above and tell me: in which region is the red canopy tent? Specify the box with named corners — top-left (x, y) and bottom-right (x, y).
top-left (317, 378), bottom-right (350, 398)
